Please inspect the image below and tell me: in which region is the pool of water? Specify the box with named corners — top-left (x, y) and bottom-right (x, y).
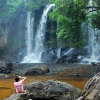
top-left (0, 75), bottom-right (89, 100)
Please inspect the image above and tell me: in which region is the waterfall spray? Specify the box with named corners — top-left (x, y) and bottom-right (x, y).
top-left (22, 4), bottom-right (55, 63)
top-left (22, 11), bottom-right (34, 63)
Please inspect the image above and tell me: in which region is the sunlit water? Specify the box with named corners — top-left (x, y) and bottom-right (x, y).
top-left (0, 75), bottom-right (89, 100)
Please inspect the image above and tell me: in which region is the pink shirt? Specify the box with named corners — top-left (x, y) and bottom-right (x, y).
top-left (14, 79), bottom-right (25, 93)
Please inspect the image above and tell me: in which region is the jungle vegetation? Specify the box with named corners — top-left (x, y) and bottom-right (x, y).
top-left (49, 0), bottom-right (100, 47)
top-left (0, 0), bottom-right (100, 48)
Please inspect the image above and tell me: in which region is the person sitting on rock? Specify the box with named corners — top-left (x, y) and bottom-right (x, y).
top-left (14, 76), bottom-right (26, 93)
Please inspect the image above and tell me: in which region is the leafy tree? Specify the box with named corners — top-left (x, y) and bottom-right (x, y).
top-left (91, 12), bottom-right (100, 29)
top-left (49, 0), bottom-right (87, 47)
top-left (0, 0), bottom-right (54, 24)
top-left (0, 0), bottom-right (23, 24)
top-left (23, 0), bottom-right (54, 11)
top-left (86, 0), bottom-right (100, 29)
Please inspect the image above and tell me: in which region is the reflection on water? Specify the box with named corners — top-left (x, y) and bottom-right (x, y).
top-left (0, 75), bottom-right (89, 100)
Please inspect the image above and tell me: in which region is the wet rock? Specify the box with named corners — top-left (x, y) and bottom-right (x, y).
top-left (70, 73), bottom-right (81, 77)
top-left (5, 80), bottom-right (81, 100)
top-left (91, 62), bottom-right (100, 66)
top-left (76, 72), bottom-right (100, 100)
top-left (56, 47), bottom-right (88, 63)
top-left (24, 64), bottom-right (50, 75)
top-left (91, 62), bottom-right (97, 66)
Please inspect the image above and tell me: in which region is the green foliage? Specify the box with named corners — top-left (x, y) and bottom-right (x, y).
top-left (49, 0), bottom-right (87, 47)
top-left (0, 0), bottom-right (23, 24)
top-left (2, 0), bottom-right (100, 49)
top-left (85, 0), bottom-right (100, 29)
top-left (91, 12), bottom-right (100, 29)
top-left (23, 0), bottom-right (54, 11)
top-left (0, 0), bottom-right (54, 24)
top-left (0, 0), bottom-right (55, 54)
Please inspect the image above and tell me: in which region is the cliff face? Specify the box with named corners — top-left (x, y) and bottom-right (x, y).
top-left (0, 11), bottom-right (36, 57)
top-left (0, 13), bottom-right (26, 57)
top-left (0, 5), bottom-right (57, 62)
top-left (0, 25), bottom-right (9, 47)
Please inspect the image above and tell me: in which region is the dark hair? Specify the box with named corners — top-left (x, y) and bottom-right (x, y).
top-left (15, 76), bottom-right (20, 82)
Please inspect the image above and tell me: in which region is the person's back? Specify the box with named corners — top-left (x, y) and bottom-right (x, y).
top-left (14, 76), bottom-right (26, 93)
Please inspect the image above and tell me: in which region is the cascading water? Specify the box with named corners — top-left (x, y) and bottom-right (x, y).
top-left (22, 11), bottom-right (34, 63)
top-left (82, 0), bottom-right (100, 63)
top-left (22, 4), bottom-right (55, 63)
top-left (33, 4), bottom-right (55, 62)
top-left (64, 48), bottom-right (74, 56)
top-left (57, 48), bottom-right (61, 59)
top-left (26, 12), bottom-right (34, 55)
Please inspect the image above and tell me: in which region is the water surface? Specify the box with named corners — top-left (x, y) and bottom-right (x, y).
top-left (0, 75), bottom-right (89, 100)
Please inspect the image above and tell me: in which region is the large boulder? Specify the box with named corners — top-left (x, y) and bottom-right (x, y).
top-left (24, 64), bottom-right (50, 75)
top-left (5, 80), bottom-right (81, 100)
top-left (76, 72), bottom-right (100, 100)
top-left (4, 93), bottom-right (27, 100)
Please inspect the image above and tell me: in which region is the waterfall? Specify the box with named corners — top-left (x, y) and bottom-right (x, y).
top-left (22, 11), bottom-right (34, 63)
top-left (22, 4), bottom-right (55, 63)
top-left (33, 4), bottom-right (55, 62)
top-left (26, 12), bottom-right (33, 55)
top-left (82, 0), bottom-right (100, 63)
top-left (88, 27), bottom-right (100, 62)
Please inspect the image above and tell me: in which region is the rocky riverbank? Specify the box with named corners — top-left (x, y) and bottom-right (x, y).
top-left (0, 61), bottom-right (100, 77)
top-left (5, 72), bottom-right (100, 100)
top-left (1, 61), bottom-right (100, 100)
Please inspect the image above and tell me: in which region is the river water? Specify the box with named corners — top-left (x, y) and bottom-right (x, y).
top-left (0, 74), bottom-right (89, 100)
top-left (0, 63), bottom-right (96, 100)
